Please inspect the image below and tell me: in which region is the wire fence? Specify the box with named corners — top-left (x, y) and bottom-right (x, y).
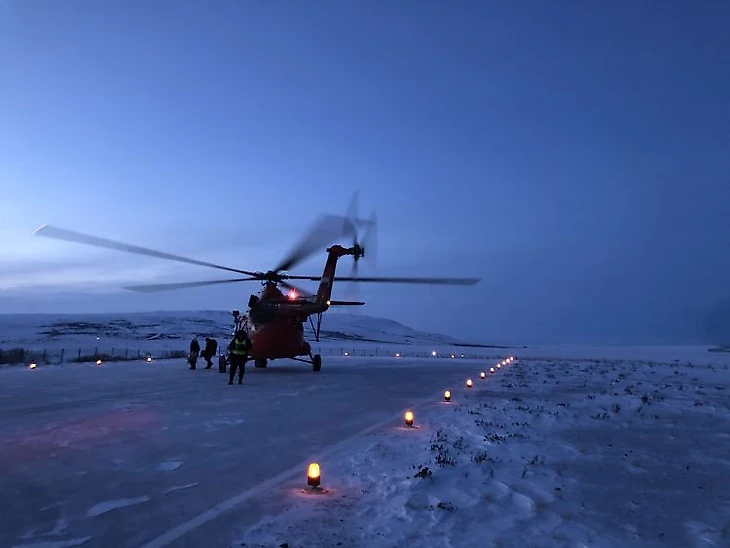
top-left (0, 345), bottom-right (509, 367)
top-left (0, 347), bottom-right (189, 366)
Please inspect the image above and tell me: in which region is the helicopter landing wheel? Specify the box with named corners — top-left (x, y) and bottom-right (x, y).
top-left (254, 358), bottom-right (267, 368)
top-left (312, 354), bottom-right (321, 372)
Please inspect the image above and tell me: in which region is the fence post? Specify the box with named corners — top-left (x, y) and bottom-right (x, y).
top-left (111, 347), bottom-right (115, 358)
top-left (137, 350), bottom-right (141, 359)
top-left (95, 347), bottom-right (98, 359)
top-left (78, 348), bottom-right (81, 361)
top-left (125, 349), bottom-right (129, 359)
top-left (42, 349), bottom-right (47, 363)
top-left (60, 349), bottom-right (65, 363)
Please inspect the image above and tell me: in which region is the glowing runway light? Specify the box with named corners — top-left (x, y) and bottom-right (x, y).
top-left (466, 379), bottom-right (473, 388)
top-left (395, 352), bottom-right (401, 358)
top-left (404, 411), bottom-right (414, 427)
top-left (480, 371), bottom-right (486, 379)
top-left (444, 390), bottom-right (451, 402)
top-left (96, 359), bottom-right (102, 365)
top-left (490, 367), bottom-right (495, 373)
top-left (497, 363), bottom-right (502, 369)
top-left (29, 363), bottom-right (37, 369)
top-left (307, 462), bottom-right (321, 487)
top-left (343, 352), bottom-right (349, 356)
top-left (431, 351), bottom-right (437, 357)
top-left (147, 356), bottom-right (153, 363)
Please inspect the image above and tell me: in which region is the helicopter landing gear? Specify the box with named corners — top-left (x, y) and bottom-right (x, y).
top-left (254, 358), bottom-right (268, 368)
top-left (290, 353), bottom-right (321, 371)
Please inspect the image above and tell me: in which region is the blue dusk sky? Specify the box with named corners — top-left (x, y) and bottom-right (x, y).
top-left (1, 1), bottom-right (729, 345)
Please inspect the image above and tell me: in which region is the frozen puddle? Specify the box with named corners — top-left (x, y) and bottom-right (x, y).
top-left (86, 497), bottom-right (151, 518)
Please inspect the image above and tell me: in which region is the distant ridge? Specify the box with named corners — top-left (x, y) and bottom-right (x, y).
top-left (0, 310), bottom-right (505, 348)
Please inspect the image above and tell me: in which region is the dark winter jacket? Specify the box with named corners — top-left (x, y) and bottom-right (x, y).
top-left (204, 338), bottom-right (218, 356)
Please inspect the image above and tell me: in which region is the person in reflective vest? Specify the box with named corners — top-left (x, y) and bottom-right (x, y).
top-left (227, 330), bottom-right (252, 385)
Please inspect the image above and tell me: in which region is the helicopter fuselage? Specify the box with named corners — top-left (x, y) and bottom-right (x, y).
top-left (245, 282), bottom-right (324, 360)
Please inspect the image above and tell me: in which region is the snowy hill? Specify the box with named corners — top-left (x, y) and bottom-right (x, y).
top-left (0, 310), bottom-right (469, 346)
top-left (0, 310), bottom-right (498, 364)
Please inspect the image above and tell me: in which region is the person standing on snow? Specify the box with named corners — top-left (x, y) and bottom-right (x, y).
top-left (203, 337), bottom-right (218, 369)
top-left (189, 337), bottom-right (201, 370)
top-left (227, 331), bottom-right (251, 385)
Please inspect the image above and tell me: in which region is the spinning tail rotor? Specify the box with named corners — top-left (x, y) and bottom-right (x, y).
top-left (343, 191), bottom-right (378, 302)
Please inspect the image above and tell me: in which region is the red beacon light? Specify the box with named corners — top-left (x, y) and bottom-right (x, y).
top-left (287, 289), bottom-right (297, 300)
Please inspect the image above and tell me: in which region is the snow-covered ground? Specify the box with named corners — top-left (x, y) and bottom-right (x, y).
top-left (1, 314), bottom-right (729, 547)
top-left (235, 354), bottom-right (730, 548)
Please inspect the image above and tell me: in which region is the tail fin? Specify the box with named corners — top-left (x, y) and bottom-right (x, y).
top-left (315, 252), bottom-right (339, 304)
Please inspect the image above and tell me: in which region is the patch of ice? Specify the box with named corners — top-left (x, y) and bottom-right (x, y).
top-left (19, 519), bottom-right (68, 540)
top-left (203, 417), bottom-right (245, 430)
top-left (86, 496), bottom-right (151, 517)
top-left (157, 460), bottom-right (183, 471)
top-left (163, 483), bottom-right (199, 494)
top-left (12, 537), bottom-right (92, 548)
top-left (39, 501), bottom-right (66, 512)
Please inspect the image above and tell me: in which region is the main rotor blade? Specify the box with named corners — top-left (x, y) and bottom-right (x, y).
top-left (124, 277), bottom-right (259, 292)
top-left (274, 214), bottom-right (358, 273)
top-left (34, 224), bottom-right (257, 276)
top-left (332, 276), bottom-right (481, 285)
top-left (275, 274), bottom-right (481, 286)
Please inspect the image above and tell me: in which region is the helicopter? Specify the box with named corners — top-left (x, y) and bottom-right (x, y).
top-left (33, 195), bottom-right (480, 371)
